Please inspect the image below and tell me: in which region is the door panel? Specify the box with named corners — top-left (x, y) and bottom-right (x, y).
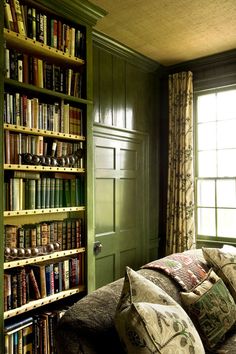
top-left (95, 178), bottom-right (115, 234)
top-left (94, 127), bottom-right (148, 288)
top-left (96, 256), bottom-right (115, 289)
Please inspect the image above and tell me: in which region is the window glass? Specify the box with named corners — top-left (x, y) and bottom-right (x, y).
top-left (195, 87), bottom-right (236, 241)
top-left (197, 208), bottom-right (216, 236)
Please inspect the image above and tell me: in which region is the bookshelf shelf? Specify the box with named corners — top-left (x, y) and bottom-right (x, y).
top-left (4, 123), bottom-right (86, 141)
top-left (4, 78), bottom-right (93, 105)
top-left (4, 247), bottom-right (85, 269)
top-left (4, 29), bottom-right (85, 67)
top-left (4, 164), bottom-right (85, 173)
top-left (4, 206), bottom-right (85, 217)
top-left (4, 285), bottom-right (86, 319)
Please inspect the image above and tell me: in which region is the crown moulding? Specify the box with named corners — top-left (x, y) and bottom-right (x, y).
top-left (36, 0), bottom-right (107, 27)
top-left (92, 30), bottom-right (161, 73)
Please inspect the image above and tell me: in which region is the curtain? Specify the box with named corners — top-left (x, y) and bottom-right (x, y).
top-left (166, 71), bottom-right (195, 255)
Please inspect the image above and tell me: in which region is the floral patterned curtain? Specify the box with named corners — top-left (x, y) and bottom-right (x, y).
top-left (166, 71), bottom-right (195, 255)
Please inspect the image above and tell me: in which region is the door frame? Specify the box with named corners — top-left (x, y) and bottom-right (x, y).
top-left (93, 123), bottom-right (150, 285)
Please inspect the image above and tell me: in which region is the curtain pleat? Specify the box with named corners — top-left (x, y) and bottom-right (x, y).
top-left (166, 71), bottom-right (195, 255)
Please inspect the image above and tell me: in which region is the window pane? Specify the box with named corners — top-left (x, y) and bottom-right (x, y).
top-left (197, 180), bottom-right (215, 207)
top-left (198, 151), bottom-right (216, 177)
top-left (217, 90), bottom-right (236, 120)
top-left (197, 208), bottom-right (216, 236)
top-left (217, 180), bottom-right (236, 207)
top-left (197, 122), bottom-right (216, 150)
top-left (217, 209), bottom-right (236, 237)
top-left (217, 120), bottom-right (236, 148)
top-left (217, 149), bottom-right (236, 177)
top-left (197, 94), bottom-right (216, 122)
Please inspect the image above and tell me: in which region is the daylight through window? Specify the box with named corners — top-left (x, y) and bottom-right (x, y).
top-left (195, 86), bottom-right (236, 241)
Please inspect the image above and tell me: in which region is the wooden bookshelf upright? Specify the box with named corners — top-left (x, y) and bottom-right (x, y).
top-left (0, 0), bottom-right (106, 351)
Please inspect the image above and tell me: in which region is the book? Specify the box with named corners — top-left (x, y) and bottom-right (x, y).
top-left (9, 0), bottom-right (19, 33)
top-left (5, 224), bottom-right (17, 248)
top-left (62, 259), bottom-right (70, 290)
top-left (22, 324), bottom-right (33, 354)
top-left (53, 263), bottom-right (59, 294)
top-left (31, 264), bottom-right (46, 298)
top-left (4, 0), bottom-right (15, 31)
top-left (12, 0), bottom-right (26, 35)
top-left (28, 268), bottom-right (41, 300)
top-left (4, 273), bottom-right (11, 311)
top-left (5, 317), bottom-right (33, 334)
top-left (45, 263), bottom-right (54, 296)
top-left (14, 171), bottom-right (40, 179)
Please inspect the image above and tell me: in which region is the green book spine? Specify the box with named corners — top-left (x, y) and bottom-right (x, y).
top-left (50, 178), bottom-right (55, 208)
top-left (13, 178), bottom-right (20, 210)
top-left (55, 178), bottom-right (60, 208)
top-left (36, 178), bottom-right (41, 209)
top-left (59, 178), bottom-right (64, 208)
top-left (70, 179), bottom-right (76, 207)
top-left (45, 178), bottom-right (50, 208)
top-left (75, 177), bottom-right (82, 206)
top-left (41, 177), bottom-right (46, 209)
top-left (28, 179), bottom-right (36, 210)
top-left (63, 179), bottom-right (70, 207)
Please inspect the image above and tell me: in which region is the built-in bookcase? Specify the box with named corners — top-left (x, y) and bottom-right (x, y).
top-left (1, 0), bottom-right (105, 352)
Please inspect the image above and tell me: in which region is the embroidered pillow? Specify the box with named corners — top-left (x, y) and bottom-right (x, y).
top-left (181, 269), bottom-right (236, 350)
top-left (202, 247), bottom-right (236, 301)
top-left (142, 252), bottom-right (208, 291)
top-left (114, 267), bottom-right (205, 354)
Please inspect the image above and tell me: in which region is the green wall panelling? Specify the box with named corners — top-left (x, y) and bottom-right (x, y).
top-left (112, 56), bottom-right (126, 128)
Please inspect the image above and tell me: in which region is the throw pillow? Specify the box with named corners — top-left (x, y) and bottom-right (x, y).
top-left (180, 269), bottom-right (236, 350)
top-left (142, 252), bottom-right (209, 291)
top-left (202, 247), bottom-right (236, 301)
top-left (115, 266), bottom-right (205, 354)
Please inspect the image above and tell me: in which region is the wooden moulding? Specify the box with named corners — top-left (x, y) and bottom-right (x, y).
top-left (4, 206), bottom-right (85, 217)
top-left (4, 285), bottom-right (86, 319)
top-left (4, 247), bottom-right (86, 269)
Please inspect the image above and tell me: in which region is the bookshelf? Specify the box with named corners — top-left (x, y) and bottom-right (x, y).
top-left (1, 0), bottom-right (105, 352)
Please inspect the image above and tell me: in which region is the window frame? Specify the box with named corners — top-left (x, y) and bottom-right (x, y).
top-left (194, 84), bottom-right (236, 245)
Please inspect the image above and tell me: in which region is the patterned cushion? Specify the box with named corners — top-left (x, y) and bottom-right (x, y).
top-left (142, 252), bottom-right (208, 291)
top-left (114, 266), bottom-right (205, 354)
top-left (202, 247), bottom-right (236, 301)
top-left (180, 269), bottom-right (236, 350)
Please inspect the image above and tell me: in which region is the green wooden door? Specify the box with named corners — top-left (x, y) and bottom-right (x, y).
top-left (94, 125), bottom-right (149, 289)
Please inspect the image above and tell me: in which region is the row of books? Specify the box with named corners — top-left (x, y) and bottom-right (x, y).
top-left (5, 309), bottom-right (67, 354)
top-left (4, 254), bottom-right (83, 311)
top-left (4, 217), bottom-right (84, 251)
top-left (4, 92), bottom-right (83, 135)
top-left (5, 132), bottom-right (84, 166)
top-left (5, 49), bottom-right (83, 97)
top-left (4, 0), bottom-right (86, 58)
top-left (4, 174), bottom-right (84, 211)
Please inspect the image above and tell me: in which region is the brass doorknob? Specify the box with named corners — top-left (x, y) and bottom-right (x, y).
top-left (94, 241), bottom-right (102, 255)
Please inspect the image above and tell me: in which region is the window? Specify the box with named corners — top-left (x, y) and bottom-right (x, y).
top-left (195, 86), bottom-right (236, 241)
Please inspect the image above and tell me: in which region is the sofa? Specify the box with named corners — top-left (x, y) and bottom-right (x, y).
top-left (55, 248), bottom-right (236, 353)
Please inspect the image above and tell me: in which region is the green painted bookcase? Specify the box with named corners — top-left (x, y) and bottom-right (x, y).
top-left (0, 0), bottom-right (106, 350)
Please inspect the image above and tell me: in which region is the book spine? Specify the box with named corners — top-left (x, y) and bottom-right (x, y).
top-left (4, 273), bottom-right (12, 311)
top-left (62, 259), bottom-right (70, 290)
top-left (13, 0), bottom-right (26, 35)
top-left (28, 268), bottom-right (41, 300)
